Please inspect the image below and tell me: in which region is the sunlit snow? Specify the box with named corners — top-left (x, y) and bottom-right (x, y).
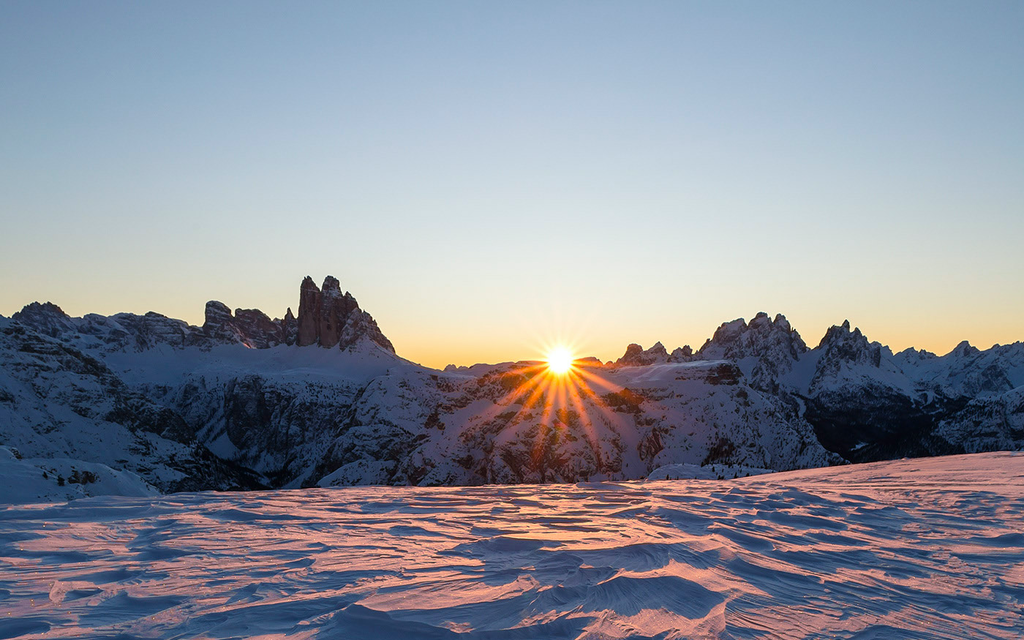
top-left (2, 452), bottom-right (1023, 639)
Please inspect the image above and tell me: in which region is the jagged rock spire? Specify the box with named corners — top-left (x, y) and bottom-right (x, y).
top-left (200, 275), bottom-right (394, 353)
top-left (294, 276), bottom-right (395, 353)
top-left (296, 276), bottom-right (321, 347)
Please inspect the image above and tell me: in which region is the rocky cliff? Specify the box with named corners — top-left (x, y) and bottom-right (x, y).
top-left (200, 276), bottom-right (394, 353)
top-left (294, 276), bottom-right (394, 352)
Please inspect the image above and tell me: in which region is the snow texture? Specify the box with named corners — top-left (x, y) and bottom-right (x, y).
top-left (1, 452), bottom-right (1021, 639)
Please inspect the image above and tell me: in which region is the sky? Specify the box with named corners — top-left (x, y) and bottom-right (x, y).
top-left (1, 1), bottom-right (1022, 368)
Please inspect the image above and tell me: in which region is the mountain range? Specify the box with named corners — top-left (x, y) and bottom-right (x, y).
top-left (2, 275), bottom-right (1021, 502)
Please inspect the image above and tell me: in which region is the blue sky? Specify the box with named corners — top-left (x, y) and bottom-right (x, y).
top-left (2, 1), bottom-right (1022, 367)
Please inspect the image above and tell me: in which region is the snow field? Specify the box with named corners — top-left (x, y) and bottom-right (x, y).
top-left (2, 452), bottom-right (1023, 639)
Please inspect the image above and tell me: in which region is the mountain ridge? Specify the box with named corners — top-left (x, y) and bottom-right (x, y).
top-left (1, 277), bottom-right (1021, 503)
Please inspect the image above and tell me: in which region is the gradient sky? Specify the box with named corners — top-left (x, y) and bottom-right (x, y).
top-left (2, 1), bottom-right (1022, 368)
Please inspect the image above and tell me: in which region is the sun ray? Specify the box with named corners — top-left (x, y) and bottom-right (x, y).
top-left (459, 338), bottom-right (634, 483)
top-left (573, 366), bottom-right (622, 394)
top-left (566, 376), bottom-right (601, 456)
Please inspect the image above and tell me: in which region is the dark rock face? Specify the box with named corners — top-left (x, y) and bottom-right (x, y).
top-left (935, 388), bottom-right (1024, 454)
top-left (234, 308), bottom-right (283, 348)
top-left (671, 345), bottom-right (694, 360)
top-left (12, 302), bottom-right (76, 337)
top-left (317, 276), bottom-right (359, 348)
top-left (203, 301), bottom-right (242, 344)
top-left (296, 276), bottom-right (321, 347)
top-left (813, 321), bottom-right (882, 376)
top-left (199, 275), bottom-right (393, 352)
top-left (294, 276), bottom-right (395, 353)
top-left (617, 342), bottom-right (669, 366)
top-left (282, 308), bottom-right (298, 345)
top-left (805, 392), bottom-right (965, 462)
top-left (202, 302), bottom-right (287, 349)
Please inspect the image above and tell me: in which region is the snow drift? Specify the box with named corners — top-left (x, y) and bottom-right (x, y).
top-left (1, 452), bottom-right (1021, 638)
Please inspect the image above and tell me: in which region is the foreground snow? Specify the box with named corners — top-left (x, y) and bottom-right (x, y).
top-left (2, 453), bottom-right (1023, 639)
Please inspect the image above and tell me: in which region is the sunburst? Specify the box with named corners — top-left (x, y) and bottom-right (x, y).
top-left (546, 346), bottom-right (574, 375)
top-left (461, 340), bottom-right (624, 482)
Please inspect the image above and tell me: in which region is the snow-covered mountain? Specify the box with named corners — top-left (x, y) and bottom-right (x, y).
top-left (1, 279), bottom-right (1021, 501)
top-left (604, 312), bottom-right (1023, 463)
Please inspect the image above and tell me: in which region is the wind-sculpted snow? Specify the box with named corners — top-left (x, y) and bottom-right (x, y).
top-left (2, 453), bottom-right (1022, 639)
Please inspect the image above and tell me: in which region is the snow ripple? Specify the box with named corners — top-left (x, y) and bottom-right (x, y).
top-left (2, 453), bottom-right (1024, 639)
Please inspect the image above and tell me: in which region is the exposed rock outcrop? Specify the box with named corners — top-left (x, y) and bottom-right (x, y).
top-left (670, 345), bottom-right (694, 361)
top-left (202, 301), bottom-right (242, 344)
top-left (699, 312), bottom-right (808, 362)
top-left (11, 302), bottom-right (76, 338)
top-left (809, 320), bottom-right (886, 392)
top-left (694, 312), bottom-right (808, 392)
top-left (294, 276), bottom-right (395, 353)
top-left (202, 302), bottom-right (286, 349)
top-left (233, 308), bottom-right (283, 348)
top-left (282, 308), bottom-right (298, 346)
top-left (617, 342), bottom-right (669, 366)
top-left (199, 276), bottom-right (394, 352)
top-left (296, 276), bottom-right (321, 347)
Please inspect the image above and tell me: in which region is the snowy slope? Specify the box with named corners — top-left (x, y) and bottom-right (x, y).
top-left (0, 446), bottom-right (157, 503)
top-left (0, 318), bottom-right (261, 495)
top-left (1, 452), bottom-right (1021, 639)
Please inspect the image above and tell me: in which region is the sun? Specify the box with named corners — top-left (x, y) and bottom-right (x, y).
top-left (546, 346), bottom-right (574, 375)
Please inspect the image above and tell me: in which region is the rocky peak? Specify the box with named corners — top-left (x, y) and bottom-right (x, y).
top-left (949, 340), bottom-right (980, 359)
top-left (698, 312), bottom-right (808, 362)
top-left (670, 345), bottom-right (694, 361)
top-left (772, 313), bottom-right (791, 331)
top-left (316, 277), bottom-right (359, 349)
top-left (204, 300), bottom-right (234, 327)
top-left (694, 312), bottom-right (809, 393)
top-left (814, 320), bottom-right (884, 376)
top-left (618, 344), bottom-right (643, 363)
top-left (12, 302), bottom-right (76, 338)
top-left (203, 301), bottom-right (289, 349)
top-left (703, 318), bottom-right (748, 350)
top-left (748, 312), bottom-right (771, 331)
top-left (282, 308), bottom-right (298, 346)
top-left (296, 277), bottom-right (321, 347)
top-left (108, 312), bottom-right (196, 350)
top-left (203, 301), bottom-right (244, 344)
top-left (895, 347), bottom-right (937, 362)
top-left (295, 276), bottom-right (395, 353)
top-left (617, 342), bottom-right (669, 366)
top-left (192, 276), bottom-right (396, 353)
top-left (648, 341), bottom-right (668, 358)
top-left (234, 309), bottom-right (283, 348)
